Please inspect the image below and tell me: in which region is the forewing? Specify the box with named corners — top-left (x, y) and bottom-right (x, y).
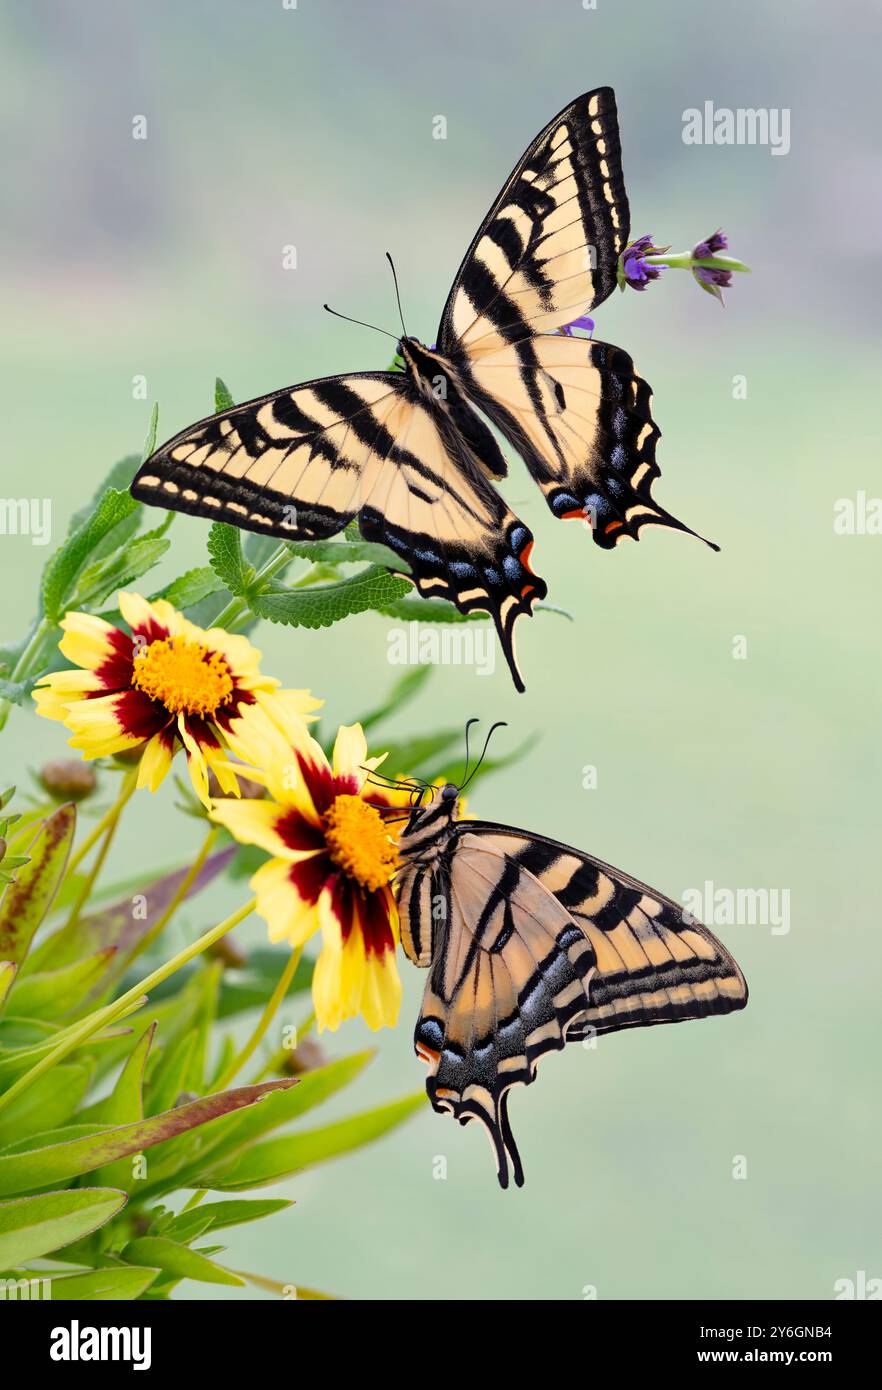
top-left (438, 87), bottom-right (629, 355)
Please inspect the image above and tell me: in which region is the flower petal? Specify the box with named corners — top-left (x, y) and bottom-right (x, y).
top-left (210, 798), bottom-right (323, 861)
top-left (137, 727), bottom-right (177, 792)
top-left (252, 857), bottom-right (322, 946)
top-left (332, 723), bottom-right (368, 783)
top-left (58, 612), bottom-right (128, 676)
top-left (33, 669), bottom-right (105, 722)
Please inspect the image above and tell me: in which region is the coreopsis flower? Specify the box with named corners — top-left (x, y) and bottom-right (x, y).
top-left (210, 702), bottom-right (407, 1032)
top-left (33, 592), bottom-right (319, 808)
top-left (618, 234), bottom-right (669, 291)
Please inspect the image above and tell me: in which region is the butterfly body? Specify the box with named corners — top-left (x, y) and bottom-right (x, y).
top-left (394, 782), bottom-right (748, 1188)
top-left (132, 86), bottom-right (718, 691)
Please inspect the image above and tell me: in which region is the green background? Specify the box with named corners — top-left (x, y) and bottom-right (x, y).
top-left (2, 0), bottom-right (879, 1299)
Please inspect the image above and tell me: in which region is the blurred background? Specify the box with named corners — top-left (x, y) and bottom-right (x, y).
top-left (2, 0), bottom-right (880, 1299)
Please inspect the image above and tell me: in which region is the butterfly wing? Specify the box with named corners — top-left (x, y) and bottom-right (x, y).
top-left (461, 334), bottom-right (718, 548)
top-left (437, 87), bottom-right (629, 354)
top-left (132, 373), bottom-right (544, 689)
top-left (400, 824), bottom-right (747, 1187)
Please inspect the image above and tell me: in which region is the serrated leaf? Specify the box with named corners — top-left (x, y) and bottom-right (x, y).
top-left (207, 523), bottom-right (253, 597)
top-left (252, 565), bottom-right (411, 629)
top-left (150, 566), bottom-right (225, 610)
top-left (0, 1188), bottom-right (127, 1266)
top-left (198, 1092), bottom-right (425, 1190)
top-left (378, 596), bottom-right (489, 623)
top-left (71, 534), bottom-right (171, 611)
top-left (215, 377), bottom-right (235, 412)
top-left (42, 489), bottom-right (141, 622)
top-left (0, 1078), bottom-right (298, 1196)
top-left (0, 804), bottom-right (76, 966)
top-left (66, 456), bottom-right (141, 536)
top-left (284, 538), bottom-right (410, 572)
top-left (122, 1235), bottom-right (244, 1286)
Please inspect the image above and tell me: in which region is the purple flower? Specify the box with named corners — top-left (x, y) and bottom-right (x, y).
top-left (693, 228), bottom-right (729, 260)
top-left (560, 313), bottom-right (595, 337)
top-left (619, 234), bottom-right (668, 291)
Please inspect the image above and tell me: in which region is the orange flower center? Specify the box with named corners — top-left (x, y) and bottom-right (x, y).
top-left (131, 635), bottom-right (234, 717)
top-left (324, 794), bottom-right (397, 892)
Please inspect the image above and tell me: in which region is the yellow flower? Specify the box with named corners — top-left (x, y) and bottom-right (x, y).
top-left (33, 592), bottom-right (320, 808)
top-left (210, 702), bottom-right (407, 1032)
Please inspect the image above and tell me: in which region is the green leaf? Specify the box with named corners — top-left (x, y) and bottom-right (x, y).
top-left (207, 523), bottom-right (253, 598)
top-left (174, 1052), bottom-right (374, 1183)
top-left (356, 664), bottom-right (432, 733)
top-left (215, 377), bottom-right (235, 412)
top-left (373, 729), bottom-right (463, 777)
top-left (0, 804), bottom-right (76, 966)
top-left (166, 1198), bottom-right (291, 1238)
top-left (42, 489), bottom-right (140, 622)
top-left (86, 1022), bottom-right (154, 1127)
top-left (378, 595), bottom-right (488, 623)
top-left (71, 534), bottom-right (171, 611)
top-left (0, 1078), bottom-right (298, 1196)
top-left (6, 949), bottom-right (117, 1021)
top-left (122, 1235), bottom-right (244, 1286)
top-left (66, 455), bottom-right (142, 536)
top-left (252, 565), bottom-right (411, 629)
top-left (0, 1063), bottom-right (92, 1146)
top-left (150, 566), bottom-right (225, 610)
top-left (198, 1092), bottom-right (425, 1190)
top-left (0, 963), bottom-right (15, 1008)
top-left (284, 538), bottom-right (410, 573)
top-left (25, 845), bottom-right (234, 982)
top-left (144, 1031), bottom-right (197, 1118)
top-left (0, 1188), bottom-right (127, 1266)
top-left (31, 1264), bottom-right (160, 1300)
top-left (214, 947), bottom-right (313, 1018)
top-left (142, 401), bottom-right (159, 460)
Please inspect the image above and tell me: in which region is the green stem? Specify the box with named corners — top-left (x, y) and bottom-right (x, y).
top-left (212, 544), bottom-right (295, 631)
top-left (0, 617), bottom-right (54, 731)
top-left (644, 251), bottom-right (751, 272)
top-left (61, 767), bottom-right (139, 936)
top-left (125, 824), bottom-right (220, 968)
top-left (65, 767), bottom-right (139, 878)
top-left (0, 897), bottom-right (256, 1117)
top-left (214, 946), bottom-right (303, 1090)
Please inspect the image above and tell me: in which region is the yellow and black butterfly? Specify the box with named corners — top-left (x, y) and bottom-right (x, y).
top-left (383, 725), bottom-right (747, 1188)
top-left (132, 86), bottom-right (715, 691)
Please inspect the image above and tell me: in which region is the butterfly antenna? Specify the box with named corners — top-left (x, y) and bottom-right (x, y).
top-left (460, 717), bottom-right (481, 787)
top-left (460, 721), bottom-right (507, 792)
top-left (385, 252), bottom-right (408, 339)
top-left (323, 304), bottom-right (399, 342)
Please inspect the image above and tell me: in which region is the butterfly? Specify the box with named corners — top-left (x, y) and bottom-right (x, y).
top-left (132, 86), bottom-right (715, 691)
top-left (383, 725), bottom-right (748, 1188)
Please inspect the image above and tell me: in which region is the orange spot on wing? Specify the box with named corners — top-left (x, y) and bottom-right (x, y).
top-left (520, 583), bottom-right (536, 599)
top-left (562, 508), bottom-right (587, 521)
top-left (519, 539), bottom-right (535, 571)
top-left (604, 520), bottom-right (623, 534)
top-left (416, 1044), bottom-right (440, 1066)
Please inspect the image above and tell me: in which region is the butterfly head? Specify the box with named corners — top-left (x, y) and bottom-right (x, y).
top-left (396, 781), bottom-right (461, 865)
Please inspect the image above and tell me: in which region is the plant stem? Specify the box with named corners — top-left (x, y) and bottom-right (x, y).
top-left (0, 617), bottom-right (54, 731)
top-left (125, 824), bottom-right (220, 968)
top-left (212, 544), bottom-right (295, 631)
top-left (0, 897), bottom-right (256, 1117)
top-left (65, 767), bottom-right (139, 878)
top-left (214, 946), bottom-right (303, 1090)
top-left (644, 251), bottom-right (751, 272)
top-left (62, 767), bottom-right (139, 933)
